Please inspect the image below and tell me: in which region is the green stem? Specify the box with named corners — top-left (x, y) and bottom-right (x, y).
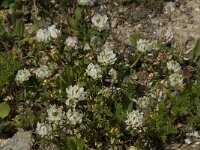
top-left (131, 54), bottom-right (141, 68)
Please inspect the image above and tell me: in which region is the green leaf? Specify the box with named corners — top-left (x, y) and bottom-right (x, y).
top-left (69, 19), bottom-right (77, 29)
top-left (0, 102), bottom-right (10, 119)
top-left (75, 7), bottom-right (83, 21)
top-left (114, 102), bottom-right (126, 123)
top-left (131, 32), bottom-right (141, 49)
top-left (59, 66), bottom-right (74, 92)
top-left (14, 18), bottom-right (25, 38)
top-left (66, 136), bottom-right (78, 150)
top-left (28, 22), bottom-right (39, 34)
top-left (192, 39), bottom-right (200, 62)
top-left (0, 21), bottom-right (6, 36)
top-left (22, 108), bottom-right (35, 128)
top-left (77, 137), bottom-right (85, 150)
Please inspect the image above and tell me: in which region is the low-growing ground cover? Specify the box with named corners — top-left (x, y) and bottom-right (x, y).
top-left (0, 0), bottom-right (200, 149)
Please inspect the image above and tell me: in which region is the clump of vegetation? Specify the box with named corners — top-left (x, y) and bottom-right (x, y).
top-left (0, 0), bottom-right (200, 149)
top-left (0, 52), bottom-right (22, 87)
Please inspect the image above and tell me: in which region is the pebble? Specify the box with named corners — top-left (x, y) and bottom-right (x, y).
top-left (111, 18), bottom-right (118, 28)
top-left (185, 138), bottom-right (193, 145)
top-left (195, 142), bottom-right (200, 145)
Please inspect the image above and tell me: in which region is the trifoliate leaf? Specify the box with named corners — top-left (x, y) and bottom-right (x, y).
top-left (14, 18), bottom-right (25, 39)
top-left (75, 7), bottom-right (83, 21)
top-left (0, 102), bottom-right (10, 119)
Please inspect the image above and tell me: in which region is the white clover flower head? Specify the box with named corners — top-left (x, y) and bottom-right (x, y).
top-left (15, 68), bottom-right (31, 84)
top-left (169, 73), bottom-right (183, 86)
top-left (86, 63), bottom-right (102, 79)
top-left (137, 39), bottom-right (149, 53)
top-left (167, 60), bottom-right (181, 72)
top-left (66, 109), bottom-right (83, 125)
top-left (47, 105), bottom-right (64, 123)
top-left (36, 28), bottom-right (51, 42)
top-left (78, 0), bottom-right (95, 5)
top-left (48, 25), bottom-right (60, 38)
top-left (125, 110), bottom-right (144, 130)
top-left (133, 96), bottom-right (150, 109)
top-left (65, 85), bottom-right (86, 107)
top-left (34, 65), bottom-right (52, 79)
top-left (137, 39), bottom-right (157, 53)
top-left (91, 13), bottom-right (108, 31)
top-left (36, 122), bottom-right (52, 137)
top-left (65, 36), bottom-right (78, 47)
top-left (164, 2), bottom-right (176, 14)
top-left (97, 48), bottom-right (117, 65)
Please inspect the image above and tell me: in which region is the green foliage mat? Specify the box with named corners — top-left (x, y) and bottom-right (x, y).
top-left (0, 52), bottom-right (22, 87)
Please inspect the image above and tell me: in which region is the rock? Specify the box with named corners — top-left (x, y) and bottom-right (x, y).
top-left (111, 18), bottom-right (118, 28)
top-left (170, 0), bottom-right (200, 50)
top-left (185, 138), bottom-right (193, 145)
top-left (0, 139), bottom-right (8, 148)
top-left (128, 7), bottom-right (148, 22)
top-left (0, 130), bottom-right (34, 150)
top-left (186, 131), bottom-right (200, 138)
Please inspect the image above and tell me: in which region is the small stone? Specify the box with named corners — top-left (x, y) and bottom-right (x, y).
top-left (111, 18), bottom-right (118, 28)
top-left (1, 130), bottom-right (34, 150)
top-left (129, 8), bottom-right (148, 22)
top-left (195, 142), bottom-right (200, 145)
top-left (185, 138), bottom-right (193, 145)
top-left (0, 139), bottom-right (8, 148)
top-left (195, 8), bottom-right (200, 12)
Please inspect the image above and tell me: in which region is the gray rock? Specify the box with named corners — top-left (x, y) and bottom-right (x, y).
top-left (185, 138), bottom-right (193, 145)
top-left (128, 7), bottom-right (148, 22)
top-left (1, 130), bottom-right (34, 150)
